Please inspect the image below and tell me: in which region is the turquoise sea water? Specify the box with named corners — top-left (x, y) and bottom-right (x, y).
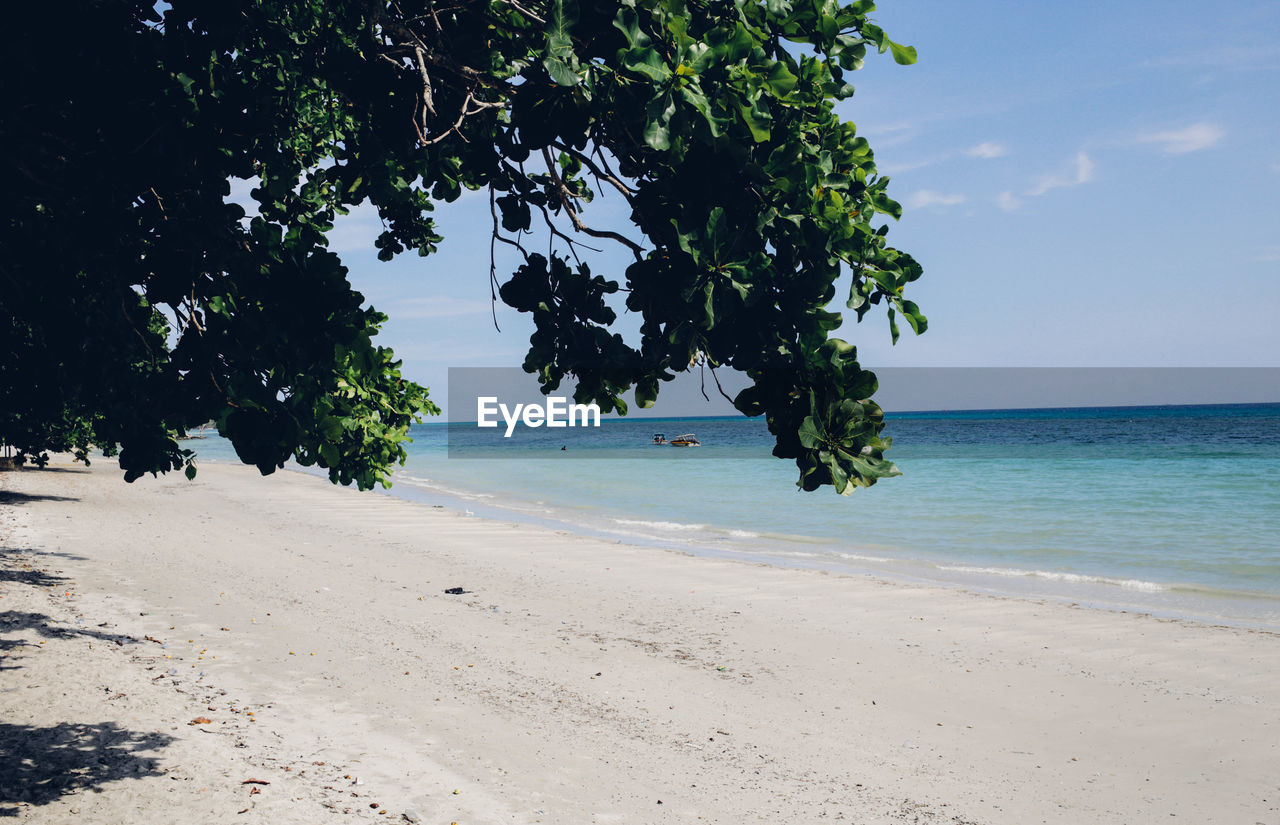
top-left (196, 403), bottom-right (1280, 627)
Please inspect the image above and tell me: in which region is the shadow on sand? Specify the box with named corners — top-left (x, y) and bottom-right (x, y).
top-left (0, 561), bottom-right (67, 587)
top-left (0, 610), bottom-right (137, 653)
top-left (0, 722), bottom-right (173, 816)
top-left (0, 547), bottom-right (137, 670)
top-left (25, 466), bottom-right (92, 474)
top-left (0, 490), bottom-right (80, 505)
top-left (0, 472), bottom-right (169, 815)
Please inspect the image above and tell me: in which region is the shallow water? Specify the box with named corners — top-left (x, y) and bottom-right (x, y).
top-left (193, 403), bottom-right (1280, 627)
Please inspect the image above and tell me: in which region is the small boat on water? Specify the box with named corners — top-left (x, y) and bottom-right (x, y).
top-left (652, 433), bottom-right (702, 446)
top-left (177, 423), bottom-right (212, 440)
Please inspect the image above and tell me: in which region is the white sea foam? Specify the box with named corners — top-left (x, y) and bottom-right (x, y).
top-left (937, 564), bottom-right (1169, 592)
top-left (727, 529), bottom-right (761, 539)
top-left (836, 552), bottom-right (895, 564)
top-left (612, 518), bottom-right (707, 531)
top-left (396, 475), bottom-right (498, 503)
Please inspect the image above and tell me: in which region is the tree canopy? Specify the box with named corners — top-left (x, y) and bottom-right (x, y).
top-left (0, 0), bottom-right (924, 493)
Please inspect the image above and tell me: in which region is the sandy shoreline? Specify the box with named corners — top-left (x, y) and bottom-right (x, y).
top-left (2, 459), bottom-right (1278, 823)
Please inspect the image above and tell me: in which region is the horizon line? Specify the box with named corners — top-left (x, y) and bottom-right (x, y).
top-left (427, 398), bottom-right (1280, 425)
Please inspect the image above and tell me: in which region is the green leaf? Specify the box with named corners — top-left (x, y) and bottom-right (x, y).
top-left (798, 416), bottom-right (826, 449)
top-left (543, 56), bottom-right (581, 86)
top-left (635, 377), bottom-right (658, 408)
top-left (612, 8), bottom-right (647, 47)
top-left (764, 62), bottom-right (799, 97)
top-left (545, 0), bottom-right (578, 56)
top-left (679, 84), bottom-right (720, 136)
top-left (705, 207), bottom-right (727, 252)
top-left (871, 190), bottom-right (903, 219)
top-left (541, 0), bottom-right (580, 84)
top-left (621, 46), bottom-right (670, 81)
top-left (826, 451), bottom-right (851, 494)
top-left (846, 281), bottom-right (868, 310)
top-left (720, 23), bottom-right (756, 63)
top-left (643, 118), bottom-right (670, 150)
top-left (737, 102), bottom-right (771, 142)
top-left (888, 40), bottom-right (918, 66)
top-left (643, 93), bottom-right (676, 150)
top-left (899, 299), bottom-right (928, 334)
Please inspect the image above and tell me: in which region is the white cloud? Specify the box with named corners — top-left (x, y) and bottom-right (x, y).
top-left (905, 190), bottom-right (967, 209)
top-left (965, 141), bottom-right (1008, 159)
top-left (1076, 152), bottom-right (1096, 183)
top-left (997, 191), bottom-right (1022, 212)
top-left (1029, 151), bottom-right (1095, 196)
top-left (860, 121), bottom-right (918, 150)
top-left (880, 157), bottom-right (942, 175)
top-left (1141, 45), bottom-right (1280, 71)
top-left (883, 141), bottom-right (1009, 174)
top-left (1136, 122), bottom-right (1225, 155)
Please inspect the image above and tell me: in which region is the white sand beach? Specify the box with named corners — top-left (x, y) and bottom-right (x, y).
top-left (2, 458), bottom-right (1277, 823)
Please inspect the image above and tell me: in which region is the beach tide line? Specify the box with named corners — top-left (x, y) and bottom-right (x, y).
top-left (936, 564), bottom-right (1169, 592)
top-left (611, 518), bottom-right (708, 531)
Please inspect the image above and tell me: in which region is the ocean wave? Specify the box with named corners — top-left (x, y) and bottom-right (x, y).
top-left (727, 529), bottom-right (761, 539)
top-left (612, 518), bottom-right (707, 531)
top-left (836, 552), bottom-right (896, 564)
top-left (396, 475), bottom-right (500, 503)
top-left (937, 564), bottom-right (1168, 592)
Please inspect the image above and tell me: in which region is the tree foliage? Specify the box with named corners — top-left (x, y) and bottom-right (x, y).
top-left (0, 0), bottom-right (924, 493)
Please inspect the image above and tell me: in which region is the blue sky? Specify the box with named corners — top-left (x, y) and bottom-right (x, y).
top-left (314, 0), bottom-right (1280, 412)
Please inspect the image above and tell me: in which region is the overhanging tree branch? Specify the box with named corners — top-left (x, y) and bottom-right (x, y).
top-left (541, 147), bottom-right (644, 260)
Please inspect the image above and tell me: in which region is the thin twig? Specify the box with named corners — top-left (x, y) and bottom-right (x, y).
top-left (499, 0), bottom-right (546, 24)
top-left (707, 362), bottom-right (736, 404)
top-left (414, 46), bottom-right (436, 118)
top-left (186, 288), bottom-right (206, 333)
top-left (488, 186), bottom-right (503, 332)
top-left (533, 200), bottom-right (600, 263)
top-left (552, 141), bottom-right (637, 202)
top-left (120, 297), bottom-right (156, 367)
top-left (423, 89), bottom-right (479, 145)
top-left (540, 147), bottom-right (645, 260)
